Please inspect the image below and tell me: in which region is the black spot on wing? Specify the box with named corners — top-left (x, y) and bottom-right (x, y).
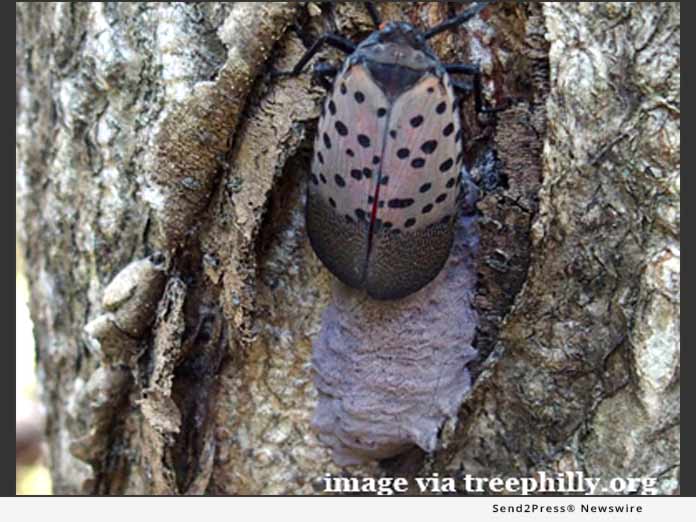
top-left (410, 115), bottom-right (424, 128)
top-left (421, 140), bottom-right (438, 154)
top-left (388, 198), bottom-right (415, 209)
top-left (439, 158), bottom-right (454, 172)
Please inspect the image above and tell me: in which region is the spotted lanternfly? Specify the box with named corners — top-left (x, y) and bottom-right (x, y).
top-left (280, 1), bottom-right (503, 299)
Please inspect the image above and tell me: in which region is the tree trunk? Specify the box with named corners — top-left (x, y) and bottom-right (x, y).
top-left (16, 2), bottom-right (679, 495)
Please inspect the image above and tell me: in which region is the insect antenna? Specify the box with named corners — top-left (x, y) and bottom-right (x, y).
top-left (365, 2), bottom-right (382, 28)
top-left (423, 1), bottom-right (494, 40)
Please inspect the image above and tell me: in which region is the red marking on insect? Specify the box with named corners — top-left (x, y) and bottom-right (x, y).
top-left (369, 183), bottom-right (380, 228)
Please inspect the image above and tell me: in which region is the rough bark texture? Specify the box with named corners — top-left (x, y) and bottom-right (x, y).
top-left (16, 2), bottom-right (679, 495)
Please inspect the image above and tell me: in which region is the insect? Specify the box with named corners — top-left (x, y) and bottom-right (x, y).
top-left (280, 2), bottom-right (504, 300)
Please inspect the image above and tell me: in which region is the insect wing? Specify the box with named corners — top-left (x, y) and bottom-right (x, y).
top-left (366, 73), bottom-right (463, 299)
top-left (307, 63), bottom-right (390, 289)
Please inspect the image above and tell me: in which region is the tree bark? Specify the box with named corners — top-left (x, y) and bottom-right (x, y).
top-left (16, 2), bottom-right (679, 495)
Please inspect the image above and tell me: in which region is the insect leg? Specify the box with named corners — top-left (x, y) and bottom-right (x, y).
top-left (312, 61), bottom-right (339, 90)
top-left (424, 1), bottom-right (494, 40)
top-left (451, 80), bottom-right (473, 96)
top-left (286, 33), bottom-right (356, 76)
top-left (365, 2), bottom-right (382, 28)
top-left (445, 63), bottom-right (479, 76)
top-left (445, 63), bottom-right (507, 114)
